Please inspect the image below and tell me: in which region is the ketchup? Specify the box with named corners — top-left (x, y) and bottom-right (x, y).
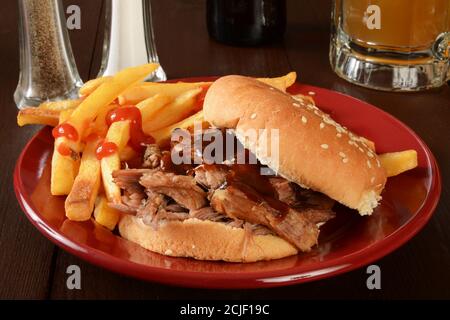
top-left (52, 122), bottom-right (78, 141)
top-left (57, 143), bottom-right (72, 157)
top-left (95, 141), bottom-right (118, 160)
top-left (106, 106), bottom-right (154, 153)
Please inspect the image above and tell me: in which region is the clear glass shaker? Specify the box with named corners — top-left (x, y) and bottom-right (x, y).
top-left (15, 0), bottom-right (82, 109)
top-left (97, 0), bottom-right (166, 81)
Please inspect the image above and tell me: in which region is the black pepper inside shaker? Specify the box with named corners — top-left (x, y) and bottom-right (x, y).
top-left (207, 0), bottom-right (286, 46)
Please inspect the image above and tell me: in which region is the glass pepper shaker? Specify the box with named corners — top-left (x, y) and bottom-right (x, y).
top-left (14, 0), bottom-right (83, 109)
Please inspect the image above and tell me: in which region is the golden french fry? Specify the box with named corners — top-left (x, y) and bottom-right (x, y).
top-left (137, 93), bottom-right (172, 123)
top-left (63, 63), bottom-right (158, 153)
top-left (88, 103), bottom-right (119, 138)
top-left (257, 72), bottom-right (297, 92)
top-left (379, 150), bottom-right (418, 177)
top-left (119, 81), bottom-right (210, 105)
top-left (150, 110), bottom-right (206, 145)
top-left (17, 107), bottom-right (60, 127)
top-left (94, 195), bottom-right (121, 230)
top-left (142, 87), bottom-right (202, 134)
top-left (79, 76), bottom-right (113, 97)
top-left (65, 137), bottom-right (102, 221)
top-left (51, 109), bottom-right (79, 195)
top-left (101, 120), bottom-right (130, 204)
top-left (38, 99), bottom-right (82, 111)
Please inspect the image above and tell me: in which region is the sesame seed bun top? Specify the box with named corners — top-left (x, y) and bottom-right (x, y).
top-left (203, 75), bottom-right (387, 215)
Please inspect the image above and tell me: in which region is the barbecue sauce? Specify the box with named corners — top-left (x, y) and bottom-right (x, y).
top-left (160, 152), bottom-right (194, 175)
top-left (225, 164), bottom-right (290, 217)
top-left (171, 128), bottom-right (290, 217)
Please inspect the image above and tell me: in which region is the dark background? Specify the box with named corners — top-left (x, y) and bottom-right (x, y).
top-left (0, 0), bottom-right (449, 299)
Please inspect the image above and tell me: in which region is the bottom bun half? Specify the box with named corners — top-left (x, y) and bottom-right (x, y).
top-left (119, 215), bottom-right (298, 263)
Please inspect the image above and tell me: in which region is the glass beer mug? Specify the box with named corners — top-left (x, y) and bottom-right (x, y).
top-left (330, 0), bottom-right (450, 91)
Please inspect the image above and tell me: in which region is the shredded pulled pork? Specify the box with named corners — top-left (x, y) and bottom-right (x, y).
top-left (140, 171), bottom-right (207, 210)
top-left (142, 144), bottom-right (162, 169)
top-left (210, 187), bottom-right (333, 251)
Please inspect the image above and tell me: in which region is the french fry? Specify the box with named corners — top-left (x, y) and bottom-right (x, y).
top-left (65, 137), bottom-right (102, 221)
top-left (119, 73), bottom-right (296, 105)
top-left (17, 107), bottom-right (60, 127)
top-left (79, 76), bottom-right (113, 97)
top-left (63, 63), bottom-right (158, 153)
top-left (142, 87), bottom-right (202, 134)
top-left (379, 150), bottom-right (418, 177)
top-left (257, 72), bottom-right (297, 92)
top-left (101, 120), bottom-right (130, 204)
top-left (87, 103), bottom-right (119, 138)
top-left (94, 195), bottom-right (121, 230)
top-left (38, 99), bottom-right (82, 111)
top-left (118, 81), bottom-right (210, 105)
top-left (150, 110), bottom-right (206, 145)
top-left (137, 93), bottom-right (172, 123)
top-left (51, 109), bottom-right (79, 195)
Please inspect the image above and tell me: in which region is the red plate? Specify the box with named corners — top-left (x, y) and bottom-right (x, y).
top-left (14, 78), bottom-right (441, 288)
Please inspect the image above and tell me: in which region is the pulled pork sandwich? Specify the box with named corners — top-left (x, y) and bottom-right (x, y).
top-left (113, 76), bottom-right (387, 262)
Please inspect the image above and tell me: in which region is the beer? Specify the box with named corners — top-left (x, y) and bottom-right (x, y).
top-left (341, 0), bottom-right (450, 51)
top-left (330, 0), bottom-right (450, 91)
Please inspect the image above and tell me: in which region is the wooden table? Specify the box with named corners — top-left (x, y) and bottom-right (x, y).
top-left (1, 0), bottom-right (449, 299)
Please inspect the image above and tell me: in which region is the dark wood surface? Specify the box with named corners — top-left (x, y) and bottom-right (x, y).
top-left (1, 0), bottom-right (449, 299)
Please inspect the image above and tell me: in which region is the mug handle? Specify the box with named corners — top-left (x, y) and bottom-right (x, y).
top-left (432, 32), bottom-right (450, 83)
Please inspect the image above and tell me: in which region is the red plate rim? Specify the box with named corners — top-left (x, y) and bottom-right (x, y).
top-left (13, 80), bottom-right (442, 289)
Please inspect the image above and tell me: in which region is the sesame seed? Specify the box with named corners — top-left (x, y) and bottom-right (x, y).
top-left (358, 147), bottom-right (364, 153)
top-left (320, 144), bottom-right (329, 149)
top-left (367, 151), bottom-right (374, 158)
top-left (250, 113), bottom-right (257, 119)
top-left (319, 122), bottom-right (325, 129)
top-left (308, 91), bottom-right (316, 96)
top-left (314, 110), bottom-right (321, 116)
top-left (342, 158), bottom-right (349, 163)
top-left (367, 160), bottom-right (372, 168)
top-left (376, 159), bottom-right (381, 167)
top-left (370, 177), bottom-right (375, 183)
top-left (293, 102), bottom-right (301, 107)
top-left (339, 152), bottom-right (346, 158)
top-left (269, 87), bottom-right (275, 90)
top-left (301, 116), bottom-right (308, 124)
top-left (337, 133), bottom-right (342, 138)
